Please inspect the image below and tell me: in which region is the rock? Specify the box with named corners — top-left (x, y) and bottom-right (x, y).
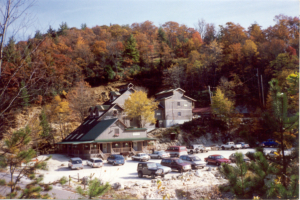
top-left (124, 185), bottom-right (131, 189)
top-left (177, 175), bottom-right (184, 180)
top-left (112, 182), bottom-right (124, 190)
top-left (207, 167), bottom-right (212, 171)
top-left (171, 176), bottom-right (176, 180)
top-left (142, 184), bottom-right (149, 188)
top-left (194, 171), bottom-right (202, 177)
top-left (151, 179), bottom-right (157, 183)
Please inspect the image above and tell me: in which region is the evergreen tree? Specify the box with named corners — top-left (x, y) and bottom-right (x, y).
top-left (123, 34), bottom-right (139, 63)
top-left (0, 126), bottom-right (52, 198)
top-left (81, 23), bottom-right (87, 30)
top-left (34, 30), bottom-right (43, 39)
top-left (20, 81), bottom-right (29, 108)
top-left (76, 178), bottom-right (110, 199)
top-left (157, 27), bottom-right (167, 43)
top-left (39, 110), bottom-right (53, 144)
top-left (58, 22), bottom-right (68, 36)
top-left (266, 78), bottom-right (299, 185)
top-left (219, 152), bottom-right (252, 198)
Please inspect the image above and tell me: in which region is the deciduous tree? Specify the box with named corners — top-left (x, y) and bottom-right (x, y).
top-left (124, 91), bottom-right (158, 128)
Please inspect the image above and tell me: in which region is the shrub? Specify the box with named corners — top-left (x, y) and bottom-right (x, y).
top-left (59, 176), bottom-right (67, 185)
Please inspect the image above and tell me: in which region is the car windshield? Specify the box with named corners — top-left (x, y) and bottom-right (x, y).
top-left (72, 160), bottom-right (82, 164)
top-left (176, 159), bottom-right (184, 164)
top-left (95, 160), bottom-right (102, 163)
top-left (216, 156), bottom-right (225, 159)
top-left (115, 155), bottom-right (124, 160)
top-left (148, 163), bottom-right (157, 168)
top-left (139, 154), bottom-right (146, 156)
top-left (191, 156), bottom-right (201, 161)
top-left (158, 151), bottom-right (165, 154)
top-left (156, 163), bottom-right (163, 167)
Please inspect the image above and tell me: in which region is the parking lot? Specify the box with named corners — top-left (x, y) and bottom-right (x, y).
top-left (38, 147), bottom-right (276, 185)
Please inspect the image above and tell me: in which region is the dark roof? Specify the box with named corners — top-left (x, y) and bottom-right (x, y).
top-left (155, 88), bottom-right (185, 96)
top-left (57, 137), bottom-right (156, 144)
top-left (155, 94), bottom-right (173, 101)
top-left (192, 107), bottom-right (211, 113)
top-left (110, 91), bottom-right (121, 96)
top-left (158, 104), bottom-right (165, 109)
top-left (80, 118), bottom-right (118, 141)
top-left (102, 89), bottom-right (129, 105)
top-left (95, 105), bottom-right (110, 111)
top-left (62, 118), bottom-right (118, 142)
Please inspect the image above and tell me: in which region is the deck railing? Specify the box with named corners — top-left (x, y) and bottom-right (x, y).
top-left (112, 147), bottom-right (131, 153)
top-left (90, 149), bottom-right (99, 154)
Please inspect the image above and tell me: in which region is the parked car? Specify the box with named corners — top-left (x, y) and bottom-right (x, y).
top-left (161, 158), bottom-right (191, 173)
top-left (187, 144), bottom-right (211, 154)
top-left (262, 139), bottom-right (279, 147)
top-left (229, 153), bottom-right (250, 163)
top-left (220, 142), bottom-right (242, 150)
top-left (179, 155), bottom-right (206, 169)
top-left (155, 163), bottom-right (172, 174)
top-left (149, 151), bottom-right (170, 159)
top-left (204, 155), bottom-right (231, 166)
top-left (86, 158), bottom-right (103, 168)
top-left (131, 153), bottom-right (150, 161)
top-left (165, 146), bottom-right (188, 157)
top-left (266, 150), bottom-right (292, 160)
top-left (137, 162), bottom-right (165, 179)
top-left (68, 157), bottom-right (83, 170)
top-left (107, 154), bottom-right (125, 166)
top-left (236, 142), bottom-right (250, 149)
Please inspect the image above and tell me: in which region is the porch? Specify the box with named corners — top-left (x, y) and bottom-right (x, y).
top-left (56, 139), bottom-right (155, 159)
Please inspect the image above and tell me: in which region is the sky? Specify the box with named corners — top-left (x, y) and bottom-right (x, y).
top-left (6, 0), bottom-right (300, 41)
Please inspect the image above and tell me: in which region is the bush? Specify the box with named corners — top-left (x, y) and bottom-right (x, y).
top-left (44, 185), bottom-right (53, 191)
top-left (59, 176), bottom-right (67, 185)
top-left (0, 179), bottom-right (6, 186)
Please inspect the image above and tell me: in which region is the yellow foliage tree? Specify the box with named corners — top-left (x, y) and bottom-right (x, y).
top-left (124, 91), bottom-right (158, 128)
top-left (211, 88), bottom-right (235, 117)
top-left (45, 95), bottom-right (71, 140)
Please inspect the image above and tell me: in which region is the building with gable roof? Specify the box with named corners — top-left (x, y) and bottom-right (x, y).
top-left (56, 83), bottom-right (196, 159)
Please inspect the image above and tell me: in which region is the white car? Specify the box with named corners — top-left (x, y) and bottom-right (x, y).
top-left (86, 158), bottom-right (103, 168)
top-left (132, 153), bottom-right (150, 161)
top-left (149, 151), bottom-right (170, 159)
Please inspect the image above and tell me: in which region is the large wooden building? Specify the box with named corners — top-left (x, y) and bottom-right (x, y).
top-left (57, 84), bottom-right (196, 159)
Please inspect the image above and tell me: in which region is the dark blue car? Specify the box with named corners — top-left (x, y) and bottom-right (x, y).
top-left (107, 154), bottom-right (125, 166)
top-left (263, 139), bottom-right (278, 147)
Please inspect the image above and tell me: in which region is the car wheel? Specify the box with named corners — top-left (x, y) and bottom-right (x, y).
top-left (113, 162), bottom-right (116, 166)
top-left (180, 168), bottom-right (184, 173)
top-left (158, 156), bottom-right (161, 159)
top-left (217, 162), bottom-right (220, 166)
top-left (231, 146), bottom-right (235, 150)
top-left (161, 174), bottom-right (165, 178)
top-left (222, 146), bottom-right (225, 150)
top-left (151, 174), bottom-right (155, 179)
top-left (138, 171), bottom-right (143, 178)
top-left (201, 150), bottom-right (203, 153)
top-left (190, 150), bottom-right (193, 154)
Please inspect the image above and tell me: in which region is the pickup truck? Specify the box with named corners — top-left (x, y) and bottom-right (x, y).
top-left (187, 144), bottom-right (211, 154)
top-left (220, 142), bottom-right (242, 150)
top-left (262, 139), bottom-right (278, 147)
top-left (236, 142), bottom-right (250, 149)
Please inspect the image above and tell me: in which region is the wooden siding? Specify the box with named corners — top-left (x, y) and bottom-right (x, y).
top-left (95, 120), bottom-right (147, 140)
top-left (163, 90), bottom-right (193, 121)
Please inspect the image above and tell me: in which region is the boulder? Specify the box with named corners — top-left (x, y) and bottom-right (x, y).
top-left (142, 183), bottom-right (149, 188)
top-left (207, 167), bottom-right (212, 171)
top-left (112, 182), bottom-right (124, 191)
top-left (194, 171), bottom-right (202, 177)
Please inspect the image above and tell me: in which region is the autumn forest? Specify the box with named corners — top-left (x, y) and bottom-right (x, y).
top-left (0, 15), bottom-right (299, 141)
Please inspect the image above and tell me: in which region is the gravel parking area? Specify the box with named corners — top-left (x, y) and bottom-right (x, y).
top-left (38, 148), bottom-right (276, 185)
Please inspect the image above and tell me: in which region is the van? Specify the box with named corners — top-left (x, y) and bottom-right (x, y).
top-left (165, 146), bottom-right (187, 157)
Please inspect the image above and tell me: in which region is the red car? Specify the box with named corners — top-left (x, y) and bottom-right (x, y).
top-left (204, 154), bottom-right (231, 166)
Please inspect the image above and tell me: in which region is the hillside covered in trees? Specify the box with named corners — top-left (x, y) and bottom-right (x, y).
top-left (0, 15), bottom-right (299, 141)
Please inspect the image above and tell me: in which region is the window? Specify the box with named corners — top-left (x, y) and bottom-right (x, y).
top-left (89, 119), bottom-right (95, 124)
top-left (184, 103), bottom-right (187, 107)
top-left (114, 129), bottom-right (119, 134)
top-left (178, 112), bottom-right (181, 116)
top-left (84, 145), bottom-right (90, 150)
top-left (70, 134), bottom-right (78, 140)
top-left (83, 120), bottom-right (89, 125)
top-left (156, 112), bottom-right (161, 116)
top-left (76, 133), bottom-right (84, 139)
top-left (177, 102), bottom-right (180, 106)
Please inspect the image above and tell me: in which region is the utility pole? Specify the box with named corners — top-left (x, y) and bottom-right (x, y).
top-left (208, 86), bottom-right (212, 104)
top-left (256, 69), bottom-right (261, 105)
top-left (261, 75), bottom-right (265, 107)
